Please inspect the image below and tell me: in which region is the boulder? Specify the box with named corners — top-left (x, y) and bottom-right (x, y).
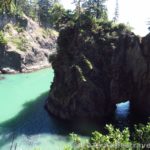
top-left (1, 67), bottom-right (17, 74)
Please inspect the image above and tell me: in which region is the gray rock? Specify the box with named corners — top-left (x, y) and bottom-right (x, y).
top-left (1, 67), bottom-right (17, 74)
top-left (0, 14), bottom-right (57, 74)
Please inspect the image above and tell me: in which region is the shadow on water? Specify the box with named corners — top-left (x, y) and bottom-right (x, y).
top-left (0, 91), bottom-right (106, 148)
top-left (0, 91), bottom-right (72, 148)
top-left (0, 91), bottom-right (111, 148)
top-left (0, 95), bottom-right (149, 148)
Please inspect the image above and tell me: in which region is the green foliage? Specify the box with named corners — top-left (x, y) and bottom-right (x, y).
top-left (48, 3), bottom-right (65, 28)
top-left (133, 123), bottom-right (150, 145)
top-left (112, 23), bottom-right (133, 33)
top-left (38, 0), bottom-right (52, 25)
top-left (66, 123), bottom-right (150, 150)
top-left (4, 23), bottom-right (12, 31)
top-left (89, 125), bottom-right (131, 150)
top-left (81, 54), bottom-right (93, 70)
top-left (83, 0), bottom-right (108, 19)
top-left (66, 125), bottom-right (131, 150)
top-left (10, 0), bottom-right (38, 19)
top-left (57, 12), bottom-right (132, 55)
top-left (75, 65), bottom-right (87, 82)
top-left (70, 133), bottom-right (82, 145)
top-left (0, 0), bottom-right (13, 14)
top-left (55, 10), bottom-right (78, 30)
top-left (15, 27), bottom-right (24, 33)
top-left (42, 28), bottom-right (52, 37)
top-left (73, 0), bottom-right (108, 20)
top-left (0, 31), bottom-right (7, 46)
top-left (12, 36), bottom-right (29, 51)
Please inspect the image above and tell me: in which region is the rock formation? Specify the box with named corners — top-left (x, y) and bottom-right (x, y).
top-left (46, 21), bottom-right (150, 120)
top-left (0, 15), bottom-right (57, 74)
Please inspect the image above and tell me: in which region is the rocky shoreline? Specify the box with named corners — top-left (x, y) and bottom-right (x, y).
top-left (0, 65), bottom-right (51, 74)
top-left (0, 15), bottom-right (57, 74)
top-left (0, 48), bottom-right (56, 74)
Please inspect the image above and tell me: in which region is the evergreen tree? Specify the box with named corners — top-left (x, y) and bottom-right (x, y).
top-left (73, 0), bottom-right (86, 15)
top-left (38, 0), bottom-right (52, 25)
top-left (82, 0), bottom-right (108, 19)
top-left (113, 0), bottom-right (119, 22)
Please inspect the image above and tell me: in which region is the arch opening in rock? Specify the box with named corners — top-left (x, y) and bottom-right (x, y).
top-left (115, 100), bottom-right (130, 120)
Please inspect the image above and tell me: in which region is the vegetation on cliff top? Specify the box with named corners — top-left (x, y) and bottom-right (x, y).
top-left (0, 0), bottom-right (65, 29)
top-left (0, 0), bottom-right (62, 52)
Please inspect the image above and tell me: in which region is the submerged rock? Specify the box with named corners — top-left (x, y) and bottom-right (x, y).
top-left (1, 67), bottom-right (18, 74)
top-left (46, 21), bottom-right (150, 120)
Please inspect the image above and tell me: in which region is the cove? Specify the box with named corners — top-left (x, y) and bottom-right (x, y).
top-left (0, 68), bottom-right (131, 150)
top-left (0, 69), bottom-right (53, 123)
top-left (0, 69), bottom-right (72, 150)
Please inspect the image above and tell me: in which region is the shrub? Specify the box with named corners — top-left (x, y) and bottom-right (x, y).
top-left (0, 31), bottom-right (7, 46)
top-left (133, 123), bottom-right (150, 145)
top-left (12, 36), bottom-right (29, 51)
top-left (65, 123), bottom-right (150, 150)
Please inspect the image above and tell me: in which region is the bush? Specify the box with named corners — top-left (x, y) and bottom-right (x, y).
top-left (65, 123), bottom-right (150, 150)
top-left (12, 36), bottom-right (29, 51)
top-left (133, 123), bottom-right (150, 145)
top-left (112, 23), bottom-right (133, 33)
top-left (0, 31), bottom-right (7, 46)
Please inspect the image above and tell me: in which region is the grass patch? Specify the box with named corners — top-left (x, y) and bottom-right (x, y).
top-left (42, 28), bottom-right (58, 38)
top-left (11, 36), bottom-right (29, 51)
top-left (0, 31), bottom-right (7, 45)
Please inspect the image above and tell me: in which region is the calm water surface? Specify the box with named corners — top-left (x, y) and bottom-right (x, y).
top-left (0, 69), bottom-right (130, 150)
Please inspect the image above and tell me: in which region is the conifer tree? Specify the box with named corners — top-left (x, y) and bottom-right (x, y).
top-left (113, 0), bottom-right (119, 22)
top-left (82, 0), bottom-right (107, 19)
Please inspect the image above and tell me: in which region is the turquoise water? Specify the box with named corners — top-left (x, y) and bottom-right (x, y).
top-left (0, 69), bottom-right (53, 123)
top-left (0, 69), bottom-right (72, 150)
top-left (0, 68), bottom-right (131, 150)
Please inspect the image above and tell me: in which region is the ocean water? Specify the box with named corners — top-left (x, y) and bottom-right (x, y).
top-left (0, 69), bottom-right (73, 150)
top-left (0, 68), bottom-right (130, 150)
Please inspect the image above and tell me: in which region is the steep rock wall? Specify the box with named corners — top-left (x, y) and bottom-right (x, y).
top-left (0, 15), bottom-right (57, 73)
top-left (47, 24), bottom-right (150, 120)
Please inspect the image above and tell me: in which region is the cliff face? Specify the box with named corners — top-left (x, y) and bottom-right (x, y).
top-left (0, 15), bottom-right (57, 73)
top-left (47, 22), bottom-right (150, 120)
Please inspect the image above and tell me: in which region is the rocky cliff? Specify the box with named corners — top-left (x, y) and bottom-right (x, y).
top-left (0, 14), bottom-right (57, 74)
top-left (46, 20), bottom-right (150, 120)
